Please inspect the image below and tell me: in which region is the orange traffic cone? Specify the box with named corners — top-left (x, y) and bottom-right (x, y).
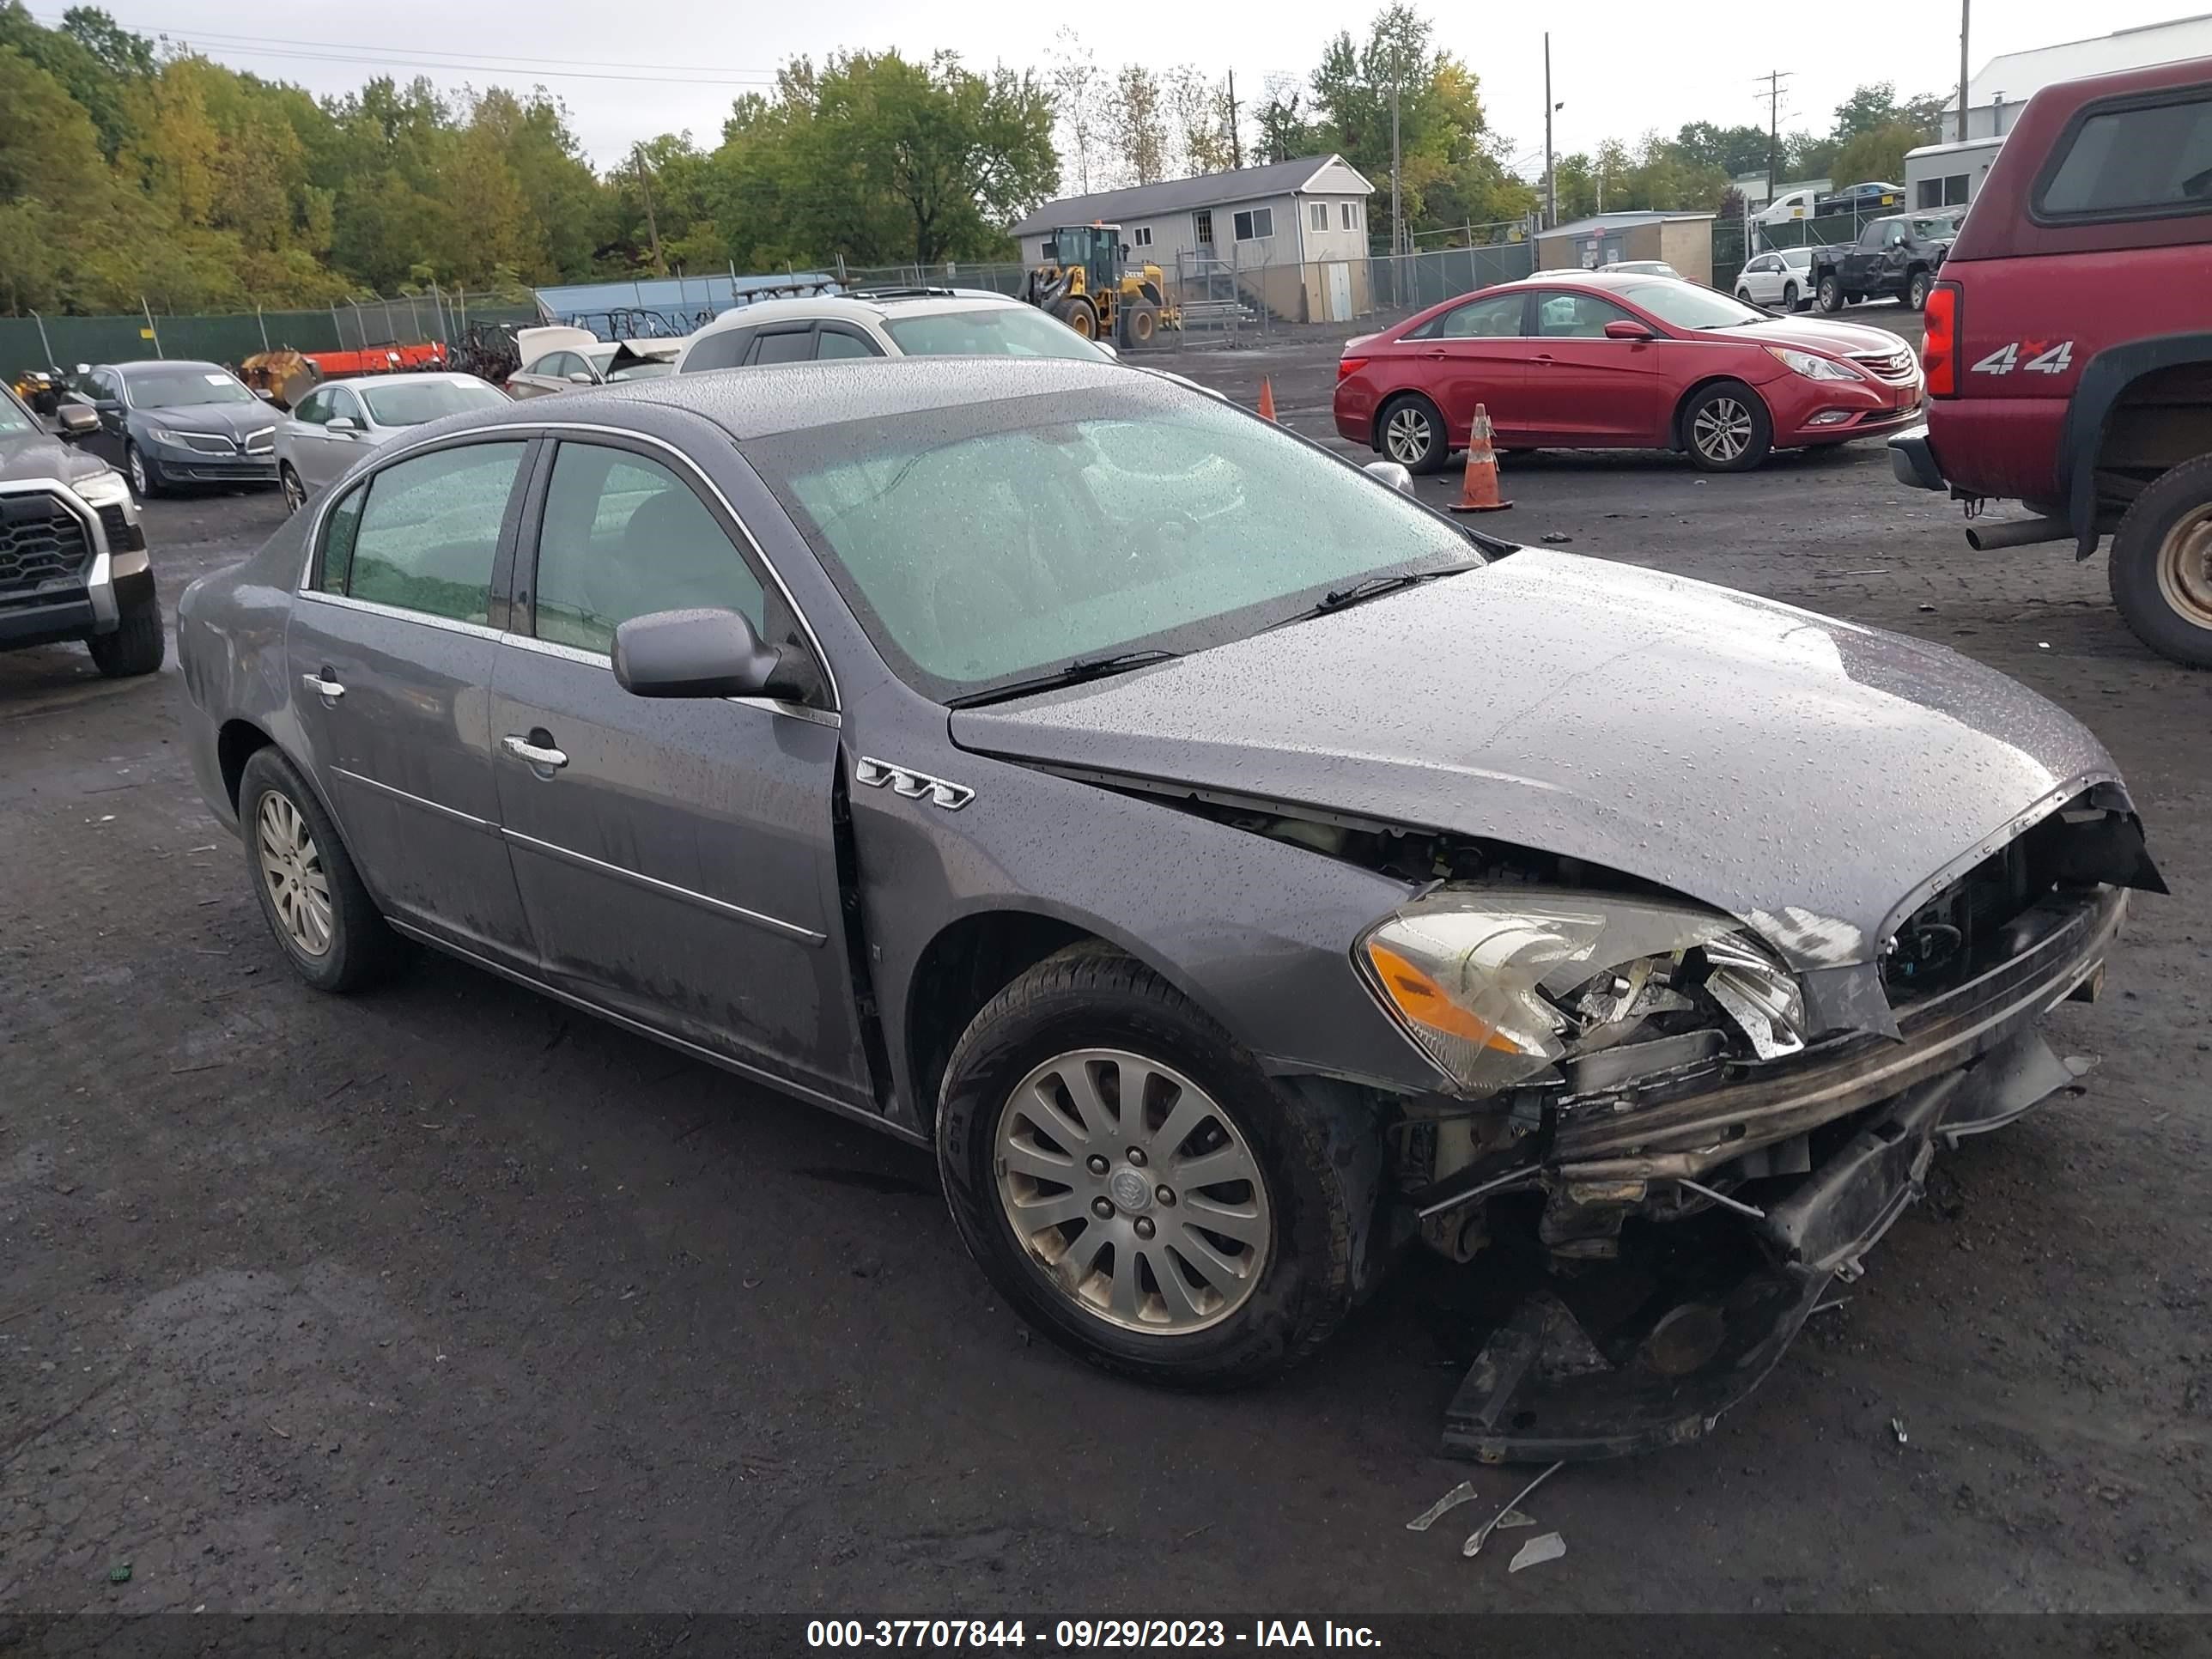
top-left (1257, 377), bottom-right (1278, 422)
top-left (1447, 404), bottom-right (1512, 513)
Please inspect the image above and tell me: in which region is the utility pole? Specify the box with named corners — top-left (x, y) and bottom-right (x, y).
top-left (1390, 75), bottom-right (1402, 256)
top-left (634, 144), bottom-right (666, 277)
top-left (1542, 33), bottom-right (1555, 230)
top-left (1957, 0), bottom-right (1972, 142)
top-left (1225, 68), bottom-right (1241, 168)
top-left (1760, 70), bottom-right (1791, 198)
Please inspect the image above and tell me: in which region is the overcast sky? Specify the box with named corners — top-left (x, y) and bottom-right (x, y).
top-left (47, 0), bottom-right (2191, 173)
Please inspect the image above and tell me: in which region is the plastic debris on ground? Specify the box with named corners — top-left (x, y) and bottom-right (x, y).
top-left (1891, 1415), bottom-right (1910, 1444)
top-left (1406, 1480), bottom-right (1478, 1532)
top-left (1462, 1461), bottom-right (1565, 1558)
top-left (1509, 1532), bottom-right (1567, 1572)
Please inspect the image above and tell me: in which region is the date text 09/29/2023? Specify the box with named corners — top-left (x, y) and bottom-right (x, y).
top-left (805, 1621), bottom-right (1383, 1650)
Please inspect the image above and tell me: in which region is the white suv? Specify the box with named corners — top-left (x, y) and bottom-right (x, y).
top-left (673, 289), bottom-right (1110, 374)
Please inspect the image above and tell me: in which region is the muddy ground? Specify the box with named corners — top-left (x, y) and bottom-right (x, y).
top-left (4, 307), bottom-right (2209, 1616)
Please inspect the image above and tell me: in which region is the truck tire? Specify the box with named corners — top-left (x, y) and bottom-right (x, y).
top-left (85, 582), bottom-right (164, 678)
top-left (1054, 298), bottom-right (1097, 340)
top-left (933, 946), bottom-right (1362, 1389)
top-left (1905, 270), bottom-right (1933, 311)
top-left (1818, 276), bottom-right (1844, 313)
top-left (2107, 453), bottom-right (2212, 669)
top-left (1123, 302), bottom-right (1158, 347)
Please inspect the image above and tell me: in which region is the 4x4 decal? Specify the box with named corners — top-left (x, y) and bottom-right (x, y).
top-left (1971, 340), bottom-right (2075, 376)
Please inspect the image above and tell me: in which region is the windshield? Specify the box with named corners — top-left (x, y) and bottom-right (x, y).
top-left (126, 368), bottom-right (257, 409)
top-left (1620, 281), bottom-right (1765, 331)
top-left (752, 386), bottom-right (1477, 700)
top-left (883, 307), bottom-right (1106, 361)
top-left (360, 379), bottom-right (508, 427)
top-left (1781, 247), bottom-right (1813, 267)
top-left (1910, 215), bottom-right (1958, 237)
top-left (0, 389), bottom-right (33, 434)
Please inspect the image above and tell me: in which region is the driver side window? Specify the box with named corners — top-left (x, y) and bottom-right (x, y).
top-left (292, 390), bottom-right (331, 426)
top-left (1534, 293), bottom-right (1637, 337)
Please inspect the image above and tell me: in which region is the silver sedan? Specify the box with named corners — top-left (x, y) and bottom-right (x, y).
top-left (275, 372), bottom-right (508, 510)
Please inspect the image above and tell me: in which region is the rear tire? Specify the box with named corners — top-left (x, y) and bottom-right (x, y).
top-left (1905, 270), bottom-right (1932, 310)
top-left (1782, 281), bottom-right (1800, 311)
top-left (1818, 276), bottom-right (1844, 313)
top-left (237, 748), bottom-right (408, 993)
top-left (1682, 380), bottom-right (1772, 472)
top-left (934, 947), bottom-right (1361, 1389)
top-left (2107, 454), bottom-right (2212, 668)
top-left (85, 583), bottom-right (164, 678)
top-left (1376, 393), bottom-right (1449, 474)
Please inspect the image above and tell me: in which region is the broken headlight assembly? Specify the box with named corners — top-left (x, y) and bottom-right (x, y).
top-left (1356, 889), bottom-right (1809, 1100)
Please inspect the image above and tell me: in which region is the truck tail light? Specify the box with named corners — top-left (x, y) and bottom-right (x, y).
top-left (1923, 282), bottom-right (1960, 398)
top-left (1338, 356), bottom-right (1370, 382)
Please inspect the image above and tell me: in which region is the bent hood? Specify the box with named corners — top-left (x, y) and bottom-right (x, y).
top-left (951, 550), bottom-right (2119, 969)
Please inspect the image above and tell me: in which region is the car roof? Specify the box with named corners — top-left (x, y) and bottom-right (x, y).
top-left (1499, 270), bottom-right (1684, 292)
top-left (322, 371), bottom-right (492, 392)
top-left (431, 355), bottom-right (1141, 442)
top-left (695, 291), bottom-right (1024, 333)
top-left (112, 360), bottom-right (228, 376)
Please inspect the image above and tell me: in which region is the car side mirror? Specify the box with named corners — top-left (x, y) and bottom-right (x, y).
top-left (567, 370), bottom-right (595, 385)
top-left (55, 404), bottom-right (98, 441)
top-left (1095, 340), bottom-right (1119, 361)
top-left (252, 386), bottom-right (276, 401)
top-left (326, 416), bottom-right (358, 434)
top-left (1602, 320), bottom-right (1655, 341)
top-left (1363, 459), bottom-right (1415, 495)
top-left (612, 607), bottom-right (817, 702)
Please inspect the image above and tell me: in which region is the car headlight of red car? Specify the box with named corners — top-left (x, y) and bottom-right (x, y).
top-left (1765, 345), bottom-right (1864, 383)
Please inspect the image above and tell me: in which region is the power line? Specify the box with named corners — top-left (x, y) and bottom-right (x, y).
top-left (29, 14), bottom-right (783, 85)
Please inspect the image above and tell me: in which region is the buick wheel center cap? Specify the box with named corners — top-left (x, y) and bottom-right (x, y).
top-left (1108, 1168), bottom-right (1152, 1212)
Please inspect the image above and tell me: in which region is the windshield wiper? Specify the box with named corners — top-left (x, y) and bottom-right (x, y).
top-left (1269, 562), bottom-right (1481, 629)
top-left (947, 649), bottom-right (1179, 708)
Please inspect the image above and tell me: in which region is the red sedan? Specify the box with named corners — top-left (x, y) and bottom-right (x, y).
top-left (1334, 271), bottom-right (1924, 474)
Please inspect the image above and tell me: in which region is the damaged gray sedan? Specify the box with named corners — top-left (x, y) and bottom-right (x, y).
top-left (175, 359), bottom-right (2160, 1446)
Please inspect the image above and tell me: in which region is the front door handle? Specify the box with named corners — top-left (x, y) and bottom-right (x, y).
top-left (301, 671), bottom-right (344, 700)
top-left (502, 733), bottom-right (568, 770)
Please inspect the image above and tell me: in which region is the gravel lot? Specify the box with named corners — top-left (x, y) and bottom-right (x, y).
top-left (5, 307), bottom-right (2210, 1616)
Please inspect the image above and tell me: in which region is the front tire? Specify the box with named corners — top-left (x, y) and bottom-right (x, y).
top-left (936, 949), bottom-right (1359, 1389)
top-left (238, 748), bottom-right (408, 992)
top-left (2108, 454), bottom-right (2212, 668)
top-left (1376, 393), bottom-right (1449, 474)
top-left (85, 582), bottom-right (164, 678)
top-left (1682, 380), bottom-right (1772, 472)
top-left (1054, 298), bottom-right (1097, 340)
top-left (1905, 270), bottom-right (1932, 310)
top-left (1818, 276), bottom-right (1844, 313)
top-left (125, 443), bottom-right (161, 498)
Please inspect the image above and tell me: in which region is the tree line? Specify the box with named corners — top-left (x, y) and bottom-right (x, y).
top-left (0, 0), bottom-right (1951, 319)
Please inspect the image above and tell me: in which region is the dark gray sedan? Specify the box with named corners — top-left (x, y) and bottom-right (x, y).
top-left (176, 359), bottom-right (2160, 1398)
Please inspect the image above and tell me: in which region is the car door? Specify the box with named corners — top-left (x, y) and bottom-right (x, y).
top-left (489, 433), bottom-right (872, 1109)
top-left (1395, 291), bottom-right (1533, 447)
top-left (747, 327), bottom-right (817, 365)
top-left (1518, 290), bottom-right (1668, 444)
top-left (283, 387), bottom-right (334, 486)
top-left (286, 437), bottom-right (538, 969)
top-left (507, 353), bottom-right (574, 400)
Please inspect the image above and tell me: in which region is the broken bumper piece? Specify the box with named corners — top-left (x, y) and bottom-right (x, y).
top-left (1443, 1020), bottom-right (2093, 1463)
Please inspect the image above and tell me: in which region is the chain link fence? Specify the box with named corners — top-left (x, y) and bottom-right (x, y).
top-left (2, 293), bottom-right (540, 382)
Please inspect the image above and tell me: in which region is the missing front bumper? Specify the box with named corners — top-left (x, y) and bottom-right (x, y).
top-left (1440, 1022), bottom-right (2089, 1463)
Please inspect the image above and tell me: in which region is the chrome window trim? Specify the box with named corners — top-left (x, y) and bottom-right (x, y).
top-left (501, 826), bottom-right (826, 945)
top-left (298, 589), bottom-right (505, 641)
top-left (499, 632), bottom-right (841, 727)
top-left (297, 420), bottom-right (841, 712)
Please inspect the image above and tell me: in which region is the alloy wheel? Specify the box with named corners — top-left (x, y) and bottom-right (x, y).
top-left (1692, 398), bottom-right (1754, 465)
top-left (1384, 405), bottom-right (1433, 466)
top-left (128, 448), bottom-right (149, 495)
top-left (994, 1048), bottom-right (1272, 1335)
top-left (256, 790), bottom-right (333, 957)
top-left (2154, 502), bottom-right (2212, 630)
top-left (282, 467), bottom-right (306, 514)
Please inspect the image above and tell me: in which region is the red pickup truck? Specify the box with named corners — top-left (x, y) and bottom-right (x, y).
top-left (1890, 55), bottom-right (2212, 665)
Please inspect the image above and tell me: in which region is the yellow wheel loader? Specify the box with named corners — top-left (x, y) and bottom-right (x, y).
top-left (1024, 224), bottom-right (1179, 348)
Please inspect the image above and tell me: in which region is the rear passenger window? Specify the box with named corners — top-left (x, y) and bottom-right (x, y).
top-left (680, 329), bottom-right (752, 374)
top-left (752, 331), bottom-right (814, 365)
top-left (532, 443), bottom-right (765, 655)
top-left (344, 443), bottom-right (526, 624)
top-left (2037, 92), bottom-right (2212, 221)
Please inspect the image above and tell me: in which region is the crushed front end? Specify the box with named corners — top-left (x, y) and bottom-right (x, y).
top-left (1360, 787), bottom-right (2161, 1462)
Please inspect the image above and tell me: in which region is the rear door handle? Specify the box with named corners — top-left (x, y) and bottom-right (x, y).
top-left (301, 671), bottom-right (344, 700)
top-left (502, 733), bottom-right (568, 770)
